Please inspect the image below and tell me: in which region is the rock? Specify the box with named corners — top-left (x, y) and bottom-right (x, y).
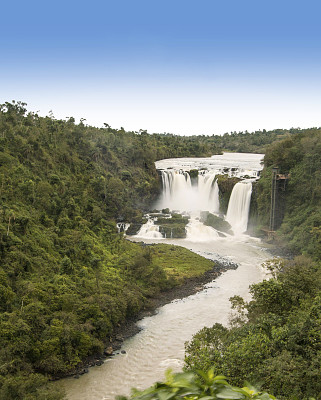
top-left (95, 360), bottom-right (104, 366)
top-left (121, 350), bottom-right (126, 354)
top-left (104, 346), bottom-right (113, 356)
top-left (115, 334), bottom-right (123, 342)
top-left (79, 368), bottom-right (89, 375)
top-left (73, 375), bottom-right (80, 379)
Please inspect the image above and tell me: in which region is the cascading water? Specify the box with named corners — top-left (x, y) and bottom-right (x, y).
top-left (135, 219), bottom-right (163, 239)
top-left (198, 174), bottom-right (220, 214)
top-left (136, 153), bottom-right (263, 240)
top-left (185, 217), bottom-right (219, 241)
top-left (116, 223), bottom-right (130, 233)
top-left (158, 170), bottom-right (220, 213)
top-left (226, 181), bottom-right (253, 235)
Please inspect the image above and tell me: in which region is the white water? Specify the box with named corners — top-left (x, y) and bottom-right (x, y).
top-left (185, 217), bottom-right (220, 241)
top-left (62, 153), bottom-right (269, 400)
top-left (156, 152), bottom-right (264, 178)
top-left (135, 219), bottom-right (163, 239)
top-left (116, 223), bottom-right (130, 233)
top-left (226, 181), bottom-right (253, 234)
top-left (157, 152), bottom-right (263, 216)
top-left (159, 170), bottom-right (219, 213)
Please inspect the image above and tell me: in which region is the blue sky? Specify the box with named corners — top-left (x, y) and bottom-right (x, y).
top-left (1, 0), bottom-right (321, 135)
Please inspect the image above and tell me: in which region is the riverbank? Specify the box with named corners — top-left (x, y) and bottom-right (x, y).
top-left (57, 257), bottom-right (238, 380)
top-left (62, 233), bottom-right (270, 400)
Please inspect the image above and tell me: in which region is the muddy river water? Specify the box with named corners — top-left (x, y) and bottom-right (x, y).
top-left (62, 234), bottom-right (271, 400)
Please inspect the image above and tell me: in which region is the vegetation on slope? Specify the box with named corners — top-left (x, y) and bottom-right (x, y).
top-left (0, 101), bottom-right (221, 399)
top-left (185, 256), bottom-right (321, 399)
top-left (207, 127), bottom-right (313, 154)
top-left (256, 128), bottom-right (321, 259)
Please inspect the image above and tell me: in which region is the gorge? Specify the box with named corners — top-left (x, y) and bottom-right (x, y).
top-left (0, 103), bottom-right (320, 400)
top-left (63, 152), bottom-right (270, 400)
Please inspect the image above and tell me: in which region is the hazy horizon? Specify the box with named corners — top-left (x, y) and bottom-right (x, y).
top-left (1, 0), bottom-right (321, 135)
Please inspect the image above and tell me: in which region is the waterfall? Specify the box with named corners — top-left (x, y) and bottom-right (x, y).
top-left (146, 154), bottom-right (263, 239)
top-left (226, 181), bottom-right (252, 235)
top-left (185, 218), bottom-right (219, 241)
top-left (116, 223), bottom-right (130, 233)
top-left (159, 170), bottom-right (219, 213)
top-left (135, 219), bottom-right (163, 239)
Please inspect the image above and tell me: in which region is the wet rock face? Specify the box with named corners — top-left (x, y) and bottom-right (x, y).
top-left (125, 223), bottom-right (142, 235)
top-left (216, 175), bottom-right (241, 214)
top-left (158, 225), bottom-right (187, 238)
top-left (155, 213), bottom-right (189, 238)
top-left (200, 212), bottom-right (232, 235)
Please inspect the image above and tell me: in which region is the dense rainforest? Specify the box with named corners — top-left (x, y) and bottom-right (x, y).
top-left (0, 101), bottom-right (320, 399)
top-left (257, 127), bottom-right (321, 259)
top-left (0, 101), bottom-right (222, 399)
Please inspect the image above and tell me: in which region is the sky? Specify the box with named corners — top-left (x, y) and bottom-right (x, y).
top-left (1, 0), bottom-right (321, 135)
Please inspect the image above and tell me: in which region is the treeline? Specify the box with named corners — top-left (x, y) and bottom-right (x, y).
top-left (0, 101), bottom-right (220, 399)
top-left (206, 128), bottom-right (306, 154)
top-left (152, 127), bottom-right (308, 155)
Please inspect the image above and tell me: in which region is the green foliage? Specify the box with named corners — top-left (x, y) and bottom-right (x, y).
top-left (0, 373), bottom-right (64, 400)
top-left (189, 169), bottom-right (199, 179)
top-left (257, 128), bottom-right (321, 258)
top-left (150, 244), bottom-right (214, 283)
top-left (0, 101), bottom-right (223, 398)
top-left (185, 257), bottom-right (321, 399)
top-left (206, 128), bottom-right (306, 154)
top-left (119, 369), bottom-right (276, 400)
top-left (155, 214), bottom-right (189, 238)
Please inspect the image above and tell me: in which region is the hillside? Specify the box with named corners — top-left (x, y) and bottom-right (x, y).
top-left (256, 127), bottom-right (321, 259)
top-left (0, 101), bottom-right (220, 399)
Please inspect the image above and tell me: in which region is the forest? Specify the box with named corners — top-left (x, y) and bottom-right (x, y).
top-left (0, 101), bottom-right (224, 399)
top-left (0, 101), bottom-right (320, 399)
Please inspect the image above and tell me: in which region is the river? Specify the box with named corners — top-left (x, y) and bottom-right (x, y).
top-left (62, 153), bottom-right (270, 400)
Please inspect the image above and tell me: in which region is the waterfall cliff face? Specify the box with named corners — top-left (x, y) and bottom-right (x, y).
top-left (136, 219), bottom-right (163, 239)
top-left (133, 153), bottom-right (263, 240)
top-left (159, 170), bottom-right (219, 213)
top-left (226, 181), bottom-right (253, 234)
